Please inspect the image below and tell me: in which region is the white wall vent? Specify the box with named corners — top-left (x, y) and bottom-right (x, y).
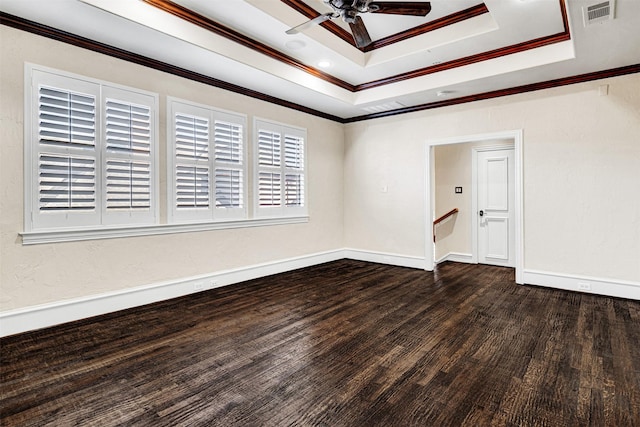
top-left (583, 1), bottom-right (615, 26)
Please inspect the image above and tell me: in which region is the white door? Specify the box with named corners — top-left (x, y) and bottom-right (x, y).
top-left (477, 148), bottom-right (515, 267)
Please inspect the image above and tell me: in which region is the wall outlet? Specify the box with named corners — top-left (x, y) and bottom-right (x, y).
top-left (194, 282), bottom-right (204, 291)
top-left (207, 281), bottom-right (217, 290)
top-left (577, 282), bottom-right (591, 291)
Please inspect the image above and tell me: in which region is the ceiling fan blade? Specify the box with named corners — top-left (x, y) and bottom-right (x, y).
top-left (286, 12), bottom-right (336, 34)
top-left (349, 16), bottom-right (372, 48)
top-left (368, 2), bottom-right (432, 16)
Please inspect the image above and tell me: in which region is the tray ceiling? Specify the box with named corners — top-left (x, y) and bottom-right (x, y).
top-left (1, 0), bottom-right (639, 121)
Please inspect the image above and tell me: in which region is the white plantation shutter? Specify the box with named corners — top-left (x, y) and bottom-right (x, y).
top-left (176, 114), bottom-right (209, 161)
top-left (168, 99), bottom-right (246, 222)
top-left (102, 86), bottom-right (156, 225)
top-left (215, 120), bottom-right (242, 163)
top-left (257, 129), bottom-right (282, 208)
top-left (105, 100), bottom-right (151, 154)
top-left (284, 173), bottom-right (304, 207)
top-left (258, 130), bottom-right (281, 167)
top-left (254, 119), bottom-right (306, 217)
top-left (258, 172), bottom-right (281, 207)
top-left (214, 119), bottom-right (244, 212)
top-left (37, 87), bottom-right (97, 211)
top-left (175, 113), bottom-right (210, 212)
top-left (27, 67), bottom-right (158, 232)
top-left (38, 154), bottom-right (96, 211)
top-left (176, 165), bottom-right (210, 209)
top-left (105, 160), bottom-right (151, 209)
top-left (29, 70), bottom-right (101, 230)
top-left (284, 134), bottom-right (304, 207)
top-left (215, 168), bottom-right (242, 208)
top-left (284, 134), bottom-right (304, 169)
top-left (38, 87), bottom-right (96, 148)
top-left (104, 98), bottom-right (152, 211)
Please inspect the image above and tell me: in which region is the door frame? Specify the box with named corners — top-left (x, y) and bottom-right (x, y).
top-left (472, 144), bottom-right (515, 267)
top-left (424, 130), bottom-right (524, 284)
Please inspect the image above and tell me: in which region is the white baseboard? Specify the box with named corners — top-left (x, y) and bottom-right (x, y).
top-left (522, 269), bottom-right (640, 300)
top-left (343, 248), bottom-right (426, 269)
top-left (435, 252), bottom-right (474, 264)
top-left (0, 249), bottom-right (344, 337)
top-left (6, 252), bottom-right (634, 337)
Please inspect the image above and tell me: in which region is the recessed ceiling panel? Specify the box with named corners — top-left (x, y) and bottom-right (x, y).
top-left (1, 0), bottom-right (639, 120)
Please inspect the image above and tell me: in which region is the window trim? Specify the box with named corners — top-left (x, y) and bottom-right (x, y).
top-left (21, 65), bottom-right (309, 246)
top-left (253, 117), bottom-right (307, 219)
top-left (19, 216), bottom-right (309, 245)
top-left (25, 69), bottom-right (102, 231)
top-left (24, 63), bottom-right (159, 233)
top-left (167, 97), bottom-right (248, 224)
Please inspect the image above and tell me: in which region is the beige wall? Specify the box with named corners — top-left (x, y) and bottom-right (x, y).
top-left (345, 73), bottom-right (640, 283)
top-left (0, 27), bottom-right (345, 311)
top-left (343, 124), bottom-right (427, 257)
top-left (2, 26), bottom-right (639, 315)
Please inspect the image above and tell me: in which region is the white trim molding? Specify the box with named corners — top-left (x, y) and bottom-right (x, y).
top-left (0, 248), bottom-right (428, 337)
top-left (3, 249), bottom-right (637, 337)
top-left (522, 269), bottom-right (640, 300)
top-left (20, 216), bottom-right (309, 245)
top-left (425, 129), bottom-right (524, 283)
top-left (344, 248), bottom-right (425, 269)
top-left (435, 252), bottom-right (474, 264)
top-left (0, 249), bottom-right (343, 337)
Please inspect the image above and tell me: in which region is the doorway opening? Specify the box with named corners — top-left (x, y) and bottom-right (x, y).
top-left (425, 130), bottom-right (523, 284)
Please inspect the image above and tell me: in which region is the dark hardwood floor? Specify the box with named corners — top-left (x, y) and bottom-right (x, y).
top-left (1, 260), bottom-right (639, 426)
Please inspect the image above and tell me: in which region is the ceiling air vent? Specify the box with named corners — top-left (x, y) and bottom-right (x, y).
top-left (361, 101), bottom-right (405, 114)
top-left (583, 0), bottom-right (615, 26)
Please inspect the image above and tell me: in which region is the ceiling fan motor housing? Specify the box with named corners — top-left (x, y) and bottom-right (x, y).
top-left (325, 0), bottom-right (372, 23)
top-left (300, 0), bottom-right (432, 48)
top-left (341, 9), bottom-right (359, 23)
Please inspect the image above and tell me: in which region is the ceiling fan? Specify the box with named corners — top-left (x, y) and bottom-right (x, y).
top-left (286, 0), bottom-right (432, 48)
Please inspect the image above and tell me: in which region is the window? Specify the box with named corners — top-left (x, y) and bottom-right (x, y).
top-left (25, 65), bottom-right (158, 232)
top-left (168, 98), bottom-right (247, 223)
top-left (254, 119), bottom-right (306, 218)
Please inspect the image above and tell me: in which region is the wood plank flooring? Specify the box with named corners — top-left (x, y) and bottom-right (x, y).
top-left (1, 260), bottom-right (639, 426)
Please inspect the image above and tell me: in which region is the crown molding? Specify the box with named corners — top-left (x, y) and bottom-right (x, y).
top-left (2, 9), bottom-right (637, 124)
top-left (145, 0), bottom-right (570, 92)
top-left (142, 0), bottom-right (355, 91)
top-left (281, 0), bottom-right (489, 52)
top-left (344, 64), bottom-right (640, 122)
top-left (0, 11), bottom-right (343, 122)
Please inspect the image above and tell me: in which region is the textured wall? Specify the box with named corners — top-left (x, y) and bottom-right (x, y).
top-left (2, 26), bottom-right (639, 314)
top-left (345, 73), bottom-right (640, 283)
top-left (0, 27), bottom-right (345, 311)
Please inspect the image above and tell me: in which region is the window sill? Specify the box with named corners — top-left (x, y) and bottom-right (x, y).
top-left (20, 216), bottom-right (309, 245)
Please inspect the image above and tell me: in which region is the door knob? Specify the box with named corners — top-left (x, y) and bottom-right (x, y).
top-left (479, 210), bottom-right (484, 217)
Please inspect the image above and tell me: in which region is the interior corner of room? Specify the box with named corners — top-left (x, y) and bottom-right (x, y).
top-left (1, 0), bottom-right (639, 337)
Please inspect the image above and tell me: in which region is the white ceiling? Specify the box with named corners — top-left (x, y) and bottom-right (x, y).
top-left (1, 0), bottom-right (639, 120)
